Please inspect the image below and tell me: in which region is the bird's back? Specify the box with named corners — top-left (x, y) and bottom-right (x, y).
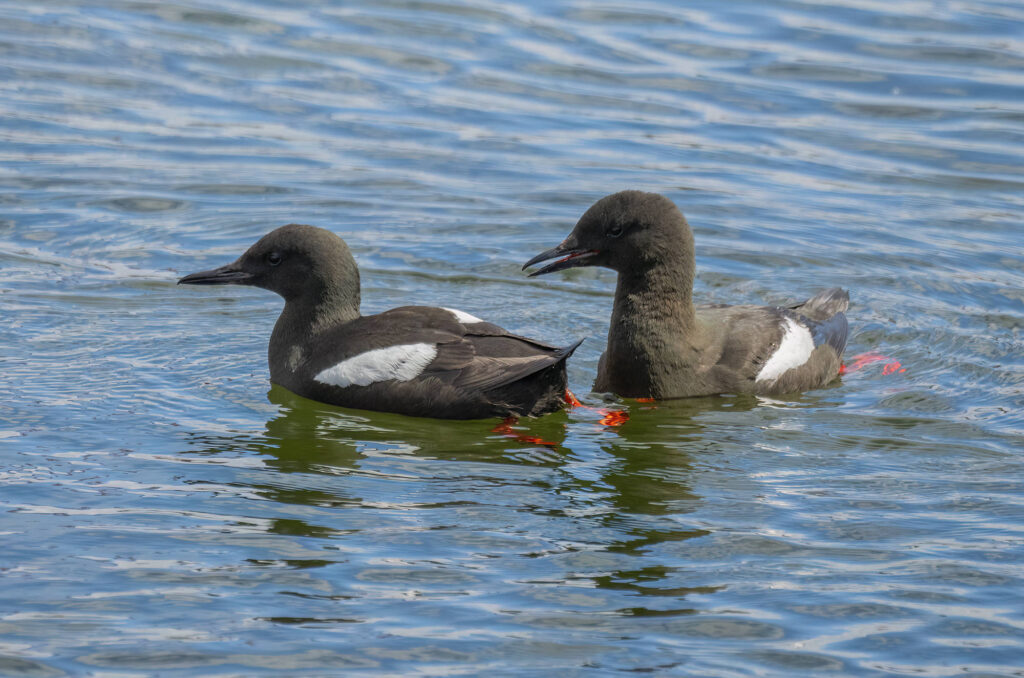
top-left (285, 306), bottom-right (577, 419)
top-left (695, 288), bottom-right (849, 396)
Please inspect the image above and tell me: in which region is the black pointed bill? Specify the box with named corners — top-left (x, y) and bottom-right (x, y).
top-left (178, 263), bottom-right (252, 285)
top-left (522, 243), bottom-right (599, 277)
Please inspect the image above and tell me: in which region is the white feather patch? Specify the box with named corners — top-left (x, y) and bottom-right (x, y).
top-left (314, 343), bottom-right (438, 388)
top-left (756, 317), bottom-right (815, 383)
top-left (442, 307), bottom-right (484, 324)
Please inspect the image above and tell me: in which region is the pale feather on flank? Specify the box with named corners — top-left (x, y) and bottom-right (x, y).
top-left (442, 307), bottom-right (484, 324)
top-left (314, 343), bottom-right (438, 388)
top-left (756, 317), bottom-right (815, 383)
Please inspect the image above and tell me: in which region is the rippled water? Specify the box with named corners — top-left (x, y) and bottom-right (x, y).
top-left (2, 0), bottom-right (1023, 675)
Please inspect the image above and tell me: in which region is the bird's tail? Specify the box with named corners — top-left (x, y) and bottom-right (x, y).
top-left (554, 338), bottom-right (585, 363)
top-left (792, 287), bottom-right (849, 322)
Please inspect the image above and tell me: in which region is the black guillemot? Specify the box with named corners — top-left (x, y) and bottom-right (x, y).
top-left (180, 224), bottom-right (579, 419)
top-left (523, 191), bottom-right (848, 399)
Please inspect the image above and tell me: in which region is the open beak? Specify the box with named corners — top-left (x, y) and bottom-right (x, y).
top-left (178, 262), bottom-right (252, 285)
top-left (522, 241), bottom-right (599, 277)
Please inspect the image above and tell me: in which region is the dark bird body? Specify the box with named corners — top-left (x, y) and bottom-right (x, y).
top-left (180, 224), bottom-right (577, 419)
top-left (524, 191), bottom-right (849, 399)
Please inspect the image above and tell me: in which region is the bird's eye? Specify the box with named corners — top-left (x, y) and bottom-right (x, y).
top-left (608, 223), bottom-right (624, 238)
top-left (266, 252), bottom-right (282, 266)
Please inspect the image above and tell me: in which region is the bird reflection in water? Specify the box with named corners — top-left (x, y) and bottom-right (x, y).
top-left (183, 387), bottom-right (769, 615)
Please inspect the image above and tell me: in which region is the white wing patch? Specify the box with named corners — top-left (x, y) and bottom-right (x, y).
top-left (442, 307), bottom-right (484, 324)
top-left (756, 317), bottom-right (815, 383)
top-left (314, 343), bottom-right (438, 388)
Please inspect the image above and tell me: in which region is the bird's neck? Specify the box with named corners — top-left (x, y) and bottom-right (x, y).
top-left (600, 258), bottom-right (704, 397)
top-left (269, 282), bottom-right (360, 382)
top-left (613, 257), bottom-right (697, 331)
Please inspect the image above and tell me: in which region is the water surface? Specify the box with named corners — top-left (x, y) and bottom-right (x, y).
top-left (2, 0), bottom-right (1023, 675)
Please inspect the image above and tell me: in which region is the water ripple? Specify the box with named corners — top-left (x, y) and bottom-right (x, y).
top-left (1, 0), bottom-right (1023, 675)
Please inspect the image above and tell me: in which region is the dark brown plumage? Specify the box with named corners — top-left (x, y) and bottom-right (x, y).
top-left (180, 224), bottom-right (578, 419)
top-left (524, 191), bottom-right (849, 399)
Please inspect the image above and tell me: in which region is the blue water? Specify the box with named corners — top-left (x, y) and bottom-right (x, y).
top-left (2, 0), bottom-right (1023, 675)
